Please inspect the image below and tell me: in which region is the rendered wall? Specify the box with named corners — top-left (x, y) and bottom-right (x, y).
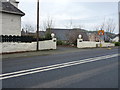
top-left (77, 39), bottom-right (115, 48)
top-left (1, 13), bottom-right (21, 36)
top-left (39, 38), bottom-right (57, 50)
top-left (1, 38), bottom-right (57, 53)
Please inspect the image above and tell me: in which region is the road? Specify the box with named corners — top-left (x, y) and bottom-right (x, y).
top-left (1, 47), bottom-right (119, 88)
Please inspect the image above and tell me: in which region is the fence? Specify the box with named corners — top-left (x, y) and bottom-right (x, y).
top-left (0, 35), bottom-right (52, 43)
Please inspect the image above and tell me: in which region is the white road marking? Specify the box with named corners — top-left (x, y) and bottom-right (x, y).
top-left (0, 54), bottom-right (118, 80)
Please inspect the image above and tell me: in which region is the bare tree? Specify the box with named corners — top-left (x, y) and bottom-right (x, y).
top-left (42, 17), bottom-right (54, 30)
top-left (66, 29), bottom-right (81, 45)
top-left (105, 18), bottom-right (116, 33)
top-left (73, 24), bottom-right (85, 29)
top-left (23, 24), bottom-right (35, 32)
top-left (65, 18), bottom-right (85, 45)
top-left (41, 16), bottom-right (55, 39)
top-left (66, 29), bottom-right (89, 45)
top-left (65, 18), bottom-right (85, 30)
top-left (21, 24), bottom-right (36, 37)
top-left (92, 18), bottom-right (116, 42)
top-left (98, 18), bottom-right (106, 30)
top-left (96, 18), bottom-right (116, 33)
top-left (64, 18), bottom-right (73, 29)
top-left (92, 25), bottom-right (100, 31)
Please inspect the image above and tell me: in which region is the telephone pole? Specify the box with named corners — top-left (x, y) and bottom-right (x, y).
top-left (118, 1), bottom-right (120, 42)
top-left (36, 0), bottom-right (39, 51)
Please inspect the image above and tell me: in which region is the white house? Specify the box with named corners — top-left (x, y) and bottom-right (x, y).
top-left (0, 0), bottom-right (25, 36)
top-left (112, 35), bottom-right (119, 42)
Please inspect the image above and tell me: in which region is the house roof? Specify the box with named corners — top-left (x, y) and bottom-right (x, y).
top-left (0, 2), bottom-right (25, 16)
top-left (47, 28), bottom-right (89, 41)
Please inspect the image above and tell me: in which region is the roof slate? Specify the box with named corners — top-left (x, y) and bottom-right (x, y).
top-left (47, 28), bottom-right (89, 41)
top-left (0, 2), bottom-right (25, 16)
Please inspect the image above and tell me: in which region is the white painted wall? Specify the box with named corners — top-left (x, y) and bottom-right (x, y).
top-left (0, 12), bottom-right (21, 36)
top-left (39, 38), bottom-right (57, 50)
top-left (77, 39), bottom-right (115, 48)
top-left (112, 36), bottom-right (119, 42)
top-left (101, 43), bottom-right (115, 47)
top-left (1, 38), bottom-right (57, 53)
top-left (2, 42), bottom-right (36, 53)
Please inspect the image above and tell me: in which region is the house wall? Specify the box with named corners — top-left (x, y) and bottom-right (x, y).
top-left (1, 38), bottom-right (57, 53)
top-left (112, 36), bottom-right (119, 42)
top-left (1, 12), bottom-right (21, 36)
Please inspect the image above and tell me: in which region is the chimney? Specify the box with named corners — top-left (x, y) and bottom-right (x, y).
top-left (0, 0), bottom-right (7, 2)
top-left (9, 0), bottom-right (19, 8)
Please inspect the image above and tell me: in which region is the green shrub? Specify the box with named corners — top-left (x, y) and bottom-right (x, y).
top-left (57, 40), bottom-right (63, 45)
top-left (57, 40), bottom-right (70, 45)
top-left (45, 28), bottom-right (52, 39)
top-left (115, 42), bottom-right (120, 46)
top-left (73, 40), bottom-right (77, 46)
top-left (45, 32), bottom-right (51, 39)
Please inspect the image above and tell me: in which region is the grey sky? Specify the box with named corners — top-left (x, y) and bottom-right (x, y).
top-left (18, 0), bottom-right (119, 34)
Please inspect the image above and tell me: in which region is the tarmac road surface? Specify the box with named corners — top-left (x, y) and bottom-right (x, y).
top-left (1, 47), bottom-right (119, 88)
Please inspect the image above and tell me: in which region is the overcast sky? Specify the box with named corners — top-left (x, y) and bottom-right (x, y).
top-left (18, 0), bottom-right (119, 34)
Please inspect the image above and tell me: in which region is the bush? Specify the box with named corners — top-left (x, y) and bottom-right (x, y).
top-left (57, 40), bottom-right (70, 45)
top-left (72, 40), bottom-right (77, 46)
top-left (115, 42), bottom-right (120, 46)
top-left (57, 40), bottom-right (63, 45)
top-left (45, 32), bottom-right (51, 39)
top-left (45, 28), bottom-right (52, 39)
